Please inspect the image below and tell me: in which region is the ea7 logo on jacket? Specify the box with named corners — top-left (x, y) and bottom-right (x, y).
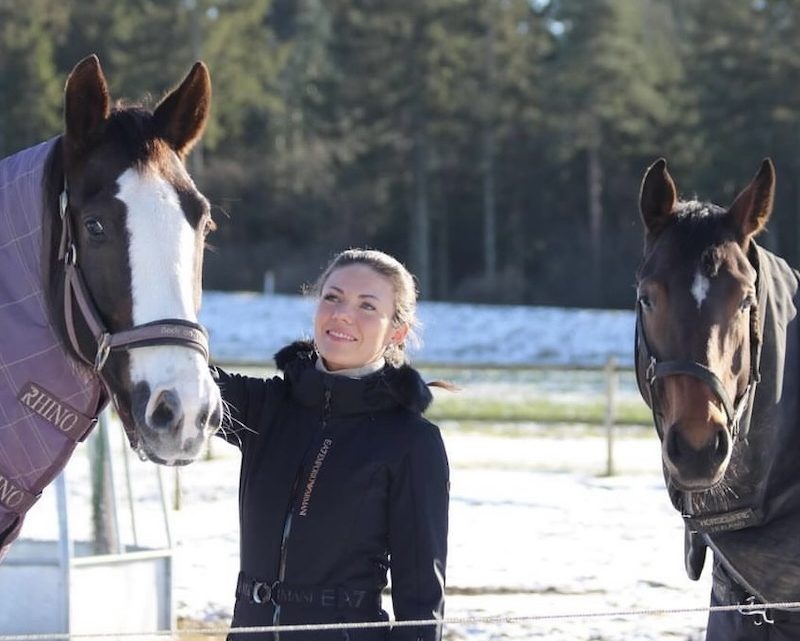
top-left (299, 438), bottom-right (333, 517)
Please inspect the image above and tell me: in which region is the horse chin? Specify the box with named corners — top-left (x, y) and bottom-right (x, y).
top-left (142, 451), bottom-right (194, 467)
top-left (667, 466), bottom-right (728, 493)
top-left (136, 429), bottom-right (206, 467)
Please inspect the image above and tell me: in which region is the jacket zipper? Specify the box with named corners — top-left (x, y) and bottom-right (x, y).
top-left (273, 386), bottom-right (333, 638)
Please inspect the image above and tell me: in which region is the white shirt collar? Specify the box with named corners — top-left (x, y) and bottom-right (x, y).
top-left (315, 356), bottom-right (386, 379)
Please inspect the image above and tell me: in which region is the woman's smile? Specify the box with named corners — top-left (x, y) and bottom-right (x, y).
top-left (326, 329), bottom-right (358, 342)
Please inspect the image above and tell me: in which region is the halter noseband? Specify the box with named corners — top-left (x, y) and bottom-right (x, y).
top-left (58, 178), bottom-right (210, 447)
top-left (634, 299), bottom-right (761, 442)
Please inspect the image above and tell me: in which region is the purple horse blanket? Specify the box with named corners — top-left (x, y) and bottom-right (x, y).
top-left (0, 139), bottom-right (104, 561)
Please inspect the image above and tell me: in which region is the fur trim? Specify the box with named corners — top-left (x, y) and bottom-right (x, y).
top-left (273, 340), bottom-right (432, 414)
top-left (381, 364), bottom-right (433, 414)
top-left (274, 340), bottom-right (316, 371)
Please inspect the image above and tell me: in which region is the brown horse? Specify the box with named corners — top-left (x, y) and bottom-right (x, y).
top-left (636, 158), bottom-right (800, 634)
top-left (0, 56), bottom-right (221, 558)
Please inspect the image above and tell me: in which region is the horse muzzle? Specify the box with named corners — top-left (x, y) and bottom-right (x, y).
top-left (130, 368), bottom-right (222, 465)
top-left (662, 420), bottom-right (732, 491)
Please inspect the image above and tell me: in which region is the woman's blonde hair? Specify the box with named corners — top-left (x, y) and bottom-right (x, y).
top-left (311, 248), bottom-right (421, 366)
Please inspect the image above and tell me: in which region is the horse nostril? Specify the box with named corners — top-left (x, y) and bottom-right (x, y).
top-left (712, 427), bottom-right (730, 464)
top-left (153, 402), bottom-right (174, 425)
top-left (666, 427), bottom-right (684, 462)
top-left (150, 389), bottom-right (182, 431)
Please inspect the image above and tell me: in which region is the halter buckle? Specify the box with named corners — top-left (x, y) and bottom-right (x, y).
top-left (135, 443), bottom-right (149, 462)
top-left (64, 244), bottom-right (77, 266)
top-left (645, 356), bottom-right (657, 385)
top-left (59, 188), bottom-right (68, 219)
top-left (94, 333), bottom-right (112, 371)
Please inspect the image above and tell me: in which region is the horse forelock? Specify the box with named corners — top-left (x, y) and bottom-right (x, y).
top-left (72, 108), bottom-right (208, 232)
top-left (675, 199), bottom-right (726, 219)
top-left (653, 201), bottom-right (737, 265)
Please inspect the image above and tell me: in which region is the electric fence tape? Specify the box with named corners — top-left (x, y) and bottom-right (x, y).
top-left (2, 601), bottom-right (800, 640)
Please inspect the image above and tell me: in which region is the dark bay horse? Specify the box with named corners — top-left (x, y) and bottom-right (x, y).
top-left (0, 56), bottom-right (222, 559)
top-left (636, 158), bottom-right (800, 637)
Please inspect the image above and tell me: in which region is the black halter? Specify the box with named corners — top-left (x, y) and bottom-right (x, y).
top-left (634, 299), bottom-right (761, 443)
top-left (57, 178), bottom-right (210, 449)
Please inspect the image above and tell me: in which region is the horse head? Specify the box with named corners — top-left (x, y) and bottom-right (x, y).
top-left (636, 158), bottom-right (774, 491)
top-left (50, 55), bottom-right (222, 465)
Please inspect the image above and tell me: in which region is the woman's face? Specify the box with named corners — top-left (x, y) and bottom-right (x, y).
top-left (314, 264), bottom-right (408, 371)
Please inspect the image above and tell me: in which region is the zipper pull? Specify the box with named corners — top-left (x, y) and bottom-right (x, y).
top-left (323, 387), bottom-right (332, 416)
top-left (321, 387), bottom-right (332, 430)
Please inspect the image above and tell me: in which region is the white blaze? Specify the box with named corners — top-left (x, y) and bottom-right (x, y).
top-left (117, 168), bottom-right (196, 324)
top-left (691, 270), bottom-right (710, 310)
top-left (116, 167), bottom-right (217, 462)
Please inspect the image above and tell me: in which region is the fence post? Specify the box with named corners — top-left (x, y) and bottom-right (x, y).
top-left (605, 356), bottom-right (617, 476)
top-left (173, 468), bottom-right (182, 511)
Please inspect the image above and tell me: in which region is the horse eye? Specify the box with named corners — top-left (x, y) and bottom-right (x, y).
top-left (83, 218), bottom-right (105, 239)
top-left (638, 294), bottom-right (653, 311)
top-left (740, 294), bottom-right (755, 311)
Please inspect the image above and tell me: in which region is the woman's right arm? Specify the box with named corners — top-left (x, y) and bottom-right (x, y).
top-left (211, 366), bottom-right (280, 448)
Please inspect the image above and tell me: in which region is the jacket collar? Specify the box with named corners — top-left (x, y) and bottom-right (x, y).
top-left (274, 341), bottom-right (432, 416)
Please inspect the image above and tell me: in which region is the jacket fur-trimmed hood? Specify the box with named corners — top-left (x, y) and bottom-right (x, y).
top-left (274, 340), bottom-right (433, 415)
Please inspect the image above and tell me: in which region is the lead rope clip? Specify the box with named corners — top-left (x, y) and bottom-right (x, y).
top-left (738, 596), bottom-right (775, 626)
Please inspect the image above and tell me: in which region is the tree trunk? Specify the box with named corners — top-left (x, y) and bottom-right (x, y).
top-left (412, 124), bottom-right (431, 295)
top-left (435, 183), bottom-right (450, 299)
top-left (482, 10), bottom-right (497, 281)
top-left (410, 19), bottom-right (431, 296)
top-left (587, 135), bottom-right (603, 303)
top-left (510, 185), bottom-right (525, 303)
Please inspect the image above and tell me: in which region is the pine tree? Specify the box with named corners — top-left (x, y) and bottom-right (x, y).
top-left (0, 0), bottom-right (68, 155)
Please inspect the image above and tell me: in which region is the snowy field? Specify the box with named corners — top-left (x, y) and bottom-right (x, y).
top-left (14, 406), bottom-right (711, 640)
top-left (3, 294), bottom-right (715, 639)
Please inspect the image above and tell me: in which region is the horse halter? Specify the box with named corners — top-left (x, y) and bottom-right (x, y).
top-left (634, 298), bottom-right (761, 442)
top-left (57, 178), bottom-right (210, 447)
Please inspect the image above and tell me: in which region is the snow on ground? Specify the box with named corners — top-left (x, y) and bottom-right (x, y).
top-left (15, 419), bottom-right (711, 641)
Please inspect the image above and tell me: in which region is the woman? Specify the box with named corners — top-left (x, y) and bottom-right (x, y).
top-left (214, 249), bottom-right (450, 641)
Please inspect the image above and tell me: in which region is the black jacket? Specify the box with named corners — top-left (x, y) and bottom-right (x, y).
top-left (214, 341), bottom-right (449, 641)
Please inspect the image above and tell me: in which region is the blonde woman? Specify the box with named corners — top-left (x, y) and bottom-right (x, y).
top-left (215, 249), bottom-right (449, 641)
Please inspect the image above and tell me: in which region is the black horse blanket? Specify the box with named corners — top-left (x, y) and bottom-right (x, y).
top-left (660, 242), bottom-right (800, 603)
top-left (0, 140), bottom-right (104, 561)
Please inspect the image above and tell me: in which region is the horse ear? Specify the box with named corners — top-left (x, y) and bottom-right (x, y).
top-left (728, 158), bottom-right (775, 242)
top-left (63, 55), bottom-right (111, 156)
top-left (639, 158), bottom-right (677, 236)
top-left (153, 62), bottom-right (211, 160)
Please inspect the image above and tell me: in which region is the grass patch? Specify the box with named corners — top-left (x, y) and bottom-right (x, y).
top-left (426, 397), bottom-right (651, 425)
top-left (441, 420), bottom-right (653, 439)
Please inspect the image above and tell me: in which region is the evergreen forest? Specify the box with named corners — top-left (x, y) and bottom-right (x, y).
top-left (3, 0), bottom-right (799, 308)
